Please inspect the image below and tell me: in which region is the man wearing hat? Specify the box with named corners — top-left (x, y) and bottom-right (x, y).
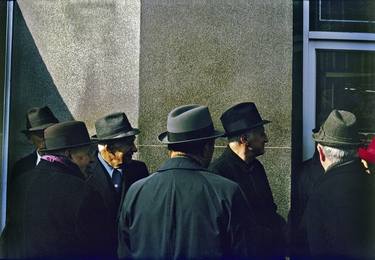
top-left (209, 102), bottom-right (286, 257)
top-left (10, 106), bottom-right (59, 184)
top-left (305, 110), bottom-right (375, 257)
top-left (1, 121), bottom-right (110, 258)
top-left (86, 112), bottom-right (149, 257)
top-left (118, 104), bottom-right (259, 258)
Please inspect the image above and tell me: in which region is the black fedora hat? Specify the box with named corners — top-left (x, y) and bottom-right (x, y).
top-left (313, 110), bottom-right (362, 148)
top-left (220, 102), bottom-right (270, 137)
top-left (22, 106), bottom-right (59, 134)
top-left (92, 112), bottom-right (140, 141)
top-left (158, 104), bottom-right (224, 144)
top-left (40, 121), bottom-right (94, 152)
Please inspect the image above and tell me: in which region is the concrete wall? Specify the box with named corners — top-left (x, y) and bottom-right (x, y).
top-left (9, 0), bottom-right (141, 166)
top-left (138, 0), bottom-right (293, 218)
top-left (9, 0), bottom-right (292, 218)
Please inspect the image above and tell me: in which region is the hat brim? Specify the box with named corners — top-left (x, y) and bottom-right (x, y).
top-left (91, 128), bottom-right (140, 141)
top-left (224, 120), bottom-right (270, 137)
top-left (158, 130), bottom-right (224, 144)
top-left (358, 147), bottom-right (375, 164)
top-left (21, 123), bottom-right (57, 134)
top-left (312, 132), bottom-right (362, 148)
top-left (39, 140), bottom-right (96, 153)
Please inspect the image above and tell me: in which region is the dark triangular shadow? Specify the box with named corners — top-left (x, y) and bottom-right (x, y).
top-left (8, 2), bottom-right (74, 167)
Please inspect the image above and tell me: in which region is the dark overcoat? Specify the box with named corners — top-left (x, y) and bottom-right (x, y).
top-left (9, 151), bottom-right (37, 185)
top-left (86, 154), bottom-right (149, 257)
top-left (288, 151), bottom-right (324, 256)
top-left (209, 147), bottom-right (286, 256)
top-left (118, 156), bottom-right (259, 258)
top-left (0, 159), bottom-right (111, 258)
top-left (305, 159), bottom-right (375, 257)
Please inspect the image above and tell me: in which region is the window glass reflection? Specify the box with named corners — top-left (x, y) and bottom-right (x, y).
top-left (316, 50), bottom-right (375, 140)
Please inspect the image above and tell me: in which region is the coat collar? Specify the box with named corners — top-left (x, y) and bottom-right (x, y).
top-left (37, 158), bottom-right (85, 179)
top-left (221, 146), bottom-right (257, 172)
top-left (326, 158), bottom-right (364, 175)
top-left (157, 156), bottom-right (207, 172)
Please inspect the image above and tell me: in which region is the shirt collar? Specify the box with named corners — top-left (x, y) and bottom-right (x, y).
top-left (36, 150), bottom-right (42, 165)
top-left (97, 152), bottom-right (122, 178)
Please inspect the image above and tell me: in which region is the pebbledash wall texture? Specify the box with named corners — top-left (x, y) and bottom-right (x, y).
top-left (9, 0), bottom-right (292, 218)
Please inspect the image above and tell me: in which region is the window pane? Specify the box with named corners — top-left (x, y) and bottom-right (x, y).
top-left (310, 0), bottom-right (375, 33)
top-left (316, 50), bottom-right (375, 140)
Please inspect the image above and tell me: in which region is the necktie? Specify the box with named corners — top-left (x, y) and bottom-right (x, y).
top-left (112, 169), bottom-right (122, 193)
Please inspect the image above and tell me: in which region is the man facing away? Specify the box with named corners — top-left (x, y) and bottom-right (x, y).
top-left (1, 121), bottom-right (110, 258)
top-left (86, 112), bottom-right (149, 257)
top-left (10, 106), bottom-right (59, 184)
top-left (209, 102), bottom-right (286, 257)
top-left (305, 109), bottom-right (375, 257)
top-left (118, 104), bottom-right (259, 258)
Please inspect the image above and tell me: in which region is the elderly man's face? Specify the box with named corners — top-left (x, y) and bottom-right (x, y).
top-left (103, 136), bottom-right (137, 168)
top-left (28, 131), bottom-right (45, 150)
top-left (246, 126), bottom-right (268, 157)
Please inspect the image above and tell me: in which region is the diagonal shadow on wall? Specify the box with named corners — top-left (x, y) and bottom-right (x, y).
top-left (8, 2), bottom-right (74, 168)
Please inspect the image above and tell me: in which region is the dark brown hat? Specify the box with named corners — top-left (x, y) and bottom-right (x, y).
top-left (220, 102), bottom-right (270, 137)
top-left (22, 106), bottom-right (59, 134)
top-left (158, 104), bottom-right (224, 144)
top-left (40, 121), bottom-right (94, 152)
top-left (92, 112), bottom-right (140, 141)
top-left (313, 110), bottom-right (362, 148)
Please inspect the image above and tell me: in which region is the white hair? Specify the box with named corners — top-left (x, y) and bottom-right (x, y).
top-left (321, 145), bottom-right (358, 164)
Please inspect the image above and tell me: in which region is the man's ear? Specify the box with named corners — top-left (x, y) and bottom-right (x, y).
top-left (239, 134), bottom-right (248, 145)
top-left (64, 149), bottom-right (72, 159)
top-left (317, 144), bottom-right (325, 162)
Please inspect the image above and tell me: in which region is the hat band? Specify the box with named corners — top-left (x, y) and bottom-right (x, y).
top-left (46, 135), bottom-right (90, 150)
top-left (97, 125), bottom-right (133, 139)
top-left (225, 119), bottom-right (263, 134)
top-left (168, 124), bottom-right (214, 142)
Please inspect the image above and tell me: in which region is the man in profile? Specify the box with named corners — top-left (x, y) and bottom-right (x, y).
top-left (10, 106), bottom-right (59, 184)
top-left (87, 112), bottom-right (149, 257)
top-left (118, 104), bottom-right (259, 258)
top-left (209, 102), bottom-right (286, 257)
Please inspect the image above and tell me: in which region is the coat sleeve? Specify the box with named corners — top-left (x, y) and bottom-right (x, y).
top-left (305, 194), bottom-right (330, 256)
top-left (228, 186), bottom-right (261, 257)
top-left (117, 189), bottom-right (133, 258)
top-left (76, 188), bottom-right (115, 257)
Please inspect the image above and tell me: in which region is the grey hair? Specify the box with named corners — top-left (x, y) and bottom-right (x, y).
top-left (321, 145), bottom-right (358, 164)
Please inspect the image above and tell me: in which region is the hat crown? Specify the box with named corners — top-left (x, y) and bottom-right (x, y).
top-left (25, 106), bottom-right (59, 131)
top-left (158, 104), bottom-right (223, 144)
top-left (44, 121), bottom-right (91, 151)
top-left (94, 112), bottom-right (138, 140)
top-left (167, 105), bottom-right (213, 133)
top-left (313, 109), bottom-right (361, 147)
top-left (220, 102), bottom-right (270, 136)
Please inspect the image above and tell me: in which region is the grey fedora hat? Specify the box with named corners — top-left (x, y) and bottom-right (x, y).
top-left (92, 112), bottom-right (140, 141)
top-left (22, 106), bottom-right (59, 134)
top-left (158, 104), bottom-right (224, 144)
top-left (313, 109), bottom-right (362, 148)
top-left (40, 121), bottom-right (94, 152)
top-left (220, 102), bottom-right (270, 137)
